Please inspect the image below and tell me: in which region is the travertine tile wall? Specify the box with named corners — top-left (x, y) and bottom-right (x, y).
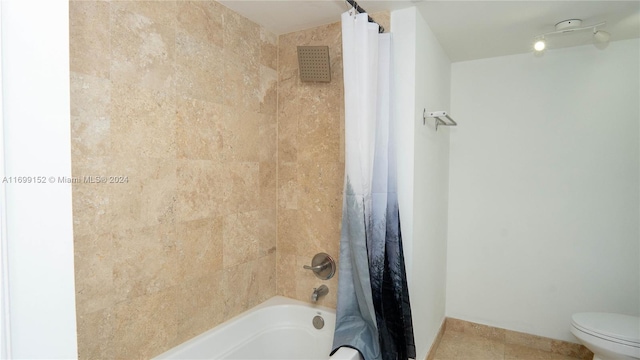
top-left (70, 1), bottom-right (277, 358)
top-left (275, 13), bottom-right (390, 308)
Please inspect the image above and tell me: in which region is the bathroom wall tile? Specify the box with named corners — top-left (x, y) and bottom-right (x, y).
top-left (278, 162), bottom-right (298, 209)
top-left (175, 30), bottom-right (224, 104)
top-left (224, 162), bottom-right (261, 214)
top-left (297, 161), bottom-right (344, 210)
top-left (224, 51), bottom-right (260, 112)
top-left (259, 65), bottom-right (278, 115)
top-left (70, 1), bottom-right (110, 78)
top-left (248, 254), bottom-right (277, 308)
top-left (112, 223), bottom-right (180, 301)
top-left (76, 307), bottom-right (115, 360)
top-left (176, 217), bottom-right (224, 282)
top-left (505, 329), bottom-right (551, 352)
top-left (175, 160), bottom-right (226, 222)
top-left (74, 233), bottom-right (115, 315)
top-left (110, 4), bottom-right (175, 91)
top-left (223, 5), bottom-right (260, 61)
top-left (107, 156), bottom-right (177, 231)
top-left (70, 72), bottom-right (111, 158)
top-left (297, 114), bottom-right (342, 163)
top-left (222, 107), bottom-right (260, 163)
top-left (275, 252), bottom-right (297, 299)
top-left (71, 156), bottom-right (111, 237)
top-left (176, 97), bottom-right (224, 161)
top-left (113, 287), bottom-right (180, 359)
top-left (223, 211), bottom-right (260, 268)
top-left (111, 1), bottom-right (177, 28)
top-left (222, 261), bottom-right (254, 320)
top-left (276, 209), bottom-right (299, 255)
top-left (257, 210), bottom-right (277, 257)
top-left (176, 271), bottom-right (225, 344)
top-left (176, 1), bottom-right (224, 48)
top-left (260, 28), bottom-right (278, 70)
top-left (259, 161), bottom-right (277, 211)
top-left (110, 82), bottom-right (176, 159)
top-left (296, 207), bottom-right (341, 260)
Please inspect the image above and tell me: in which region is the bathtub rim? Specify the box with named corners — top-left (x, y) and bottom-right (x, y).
top-left (154, 295), bottom-right (356, 360)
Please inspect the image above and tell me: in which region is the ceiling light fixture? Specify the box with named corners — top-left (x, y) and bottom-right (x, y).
top-left (533, 19), bottom-right (609, 52)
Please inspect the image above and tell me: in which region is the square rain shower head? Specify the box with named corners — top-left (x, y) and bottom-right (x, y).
top-left (297, 46), bottom-right (331, 83)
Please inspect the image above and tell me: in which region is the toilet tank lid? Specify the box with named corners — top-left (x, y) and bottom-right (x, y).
top-left (572, 313), bottom-right (640, 344)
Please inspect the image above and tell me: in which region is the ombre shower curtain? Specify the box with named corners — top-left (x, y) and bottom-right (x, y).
top-left (331, 11), bottom-right (416, 360)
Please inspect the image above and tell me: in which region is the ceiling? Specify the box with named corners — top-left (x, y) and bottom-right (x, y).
top-left (219, 0), bottom-right (640, 62)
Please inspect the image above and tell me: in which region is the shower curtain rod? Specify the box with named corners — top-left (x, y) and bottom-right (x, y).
top-left (345, 0), bottom-right (385, 33)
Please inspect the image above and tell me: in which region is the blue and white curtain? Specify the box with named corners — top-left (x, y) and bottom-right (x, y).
top-left (331, 11), bottom-right (415, 360)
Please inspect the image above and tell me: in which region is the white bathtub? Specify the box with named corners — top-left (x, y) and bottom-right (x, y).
top-left (155, 296), bottom-right (361, 360)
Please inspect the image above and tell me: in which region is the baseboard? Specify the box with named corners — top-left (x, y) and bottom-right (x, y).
top-left (424, 318), bottom-right (446, 360)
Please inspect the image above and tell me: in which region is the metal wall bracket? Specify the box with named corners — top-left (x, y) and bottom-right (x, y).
top-left (423, 109), bottom-right (458, 131)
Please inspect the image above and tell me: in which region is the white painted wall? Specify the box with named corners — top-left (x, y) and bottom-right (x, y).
top-left (447, 39), bottom-right (640, 342)
top-left (1, 0), bottom-right (78, 357)
top-left (392, 7), bottom-right (451, 359)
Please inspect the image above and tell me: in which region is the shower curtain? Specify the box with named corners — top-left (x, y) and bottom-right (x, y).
top-left (331, 11), bottom-right (416, 360)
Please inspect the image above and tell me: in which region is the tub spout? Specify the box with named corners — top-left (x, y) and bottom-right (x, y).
top-left (311, 285), bottom-right (329, 303)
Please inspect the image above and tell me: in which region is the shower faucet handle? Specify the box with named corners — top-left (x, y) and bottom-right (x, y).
top-left (303, 253), bottom-right (336, 280)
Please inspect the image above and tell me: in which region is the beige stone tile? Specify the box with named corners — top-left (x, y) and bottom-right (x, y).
top-left (110, 82), bottom-right (176, 159)
top-left (71, 156), bottom-right (110, 237)
top-left (110, 4), bottom-right (175, 91)
top-left (175, 160), bottom-right (226, 222)
top-left (76, 307), bottom-right (115, 360)
top-left (107, 156), bottom-right (177, 231)
top-left (297, 114), bottom-right (342, 163)
top-left (463, 320), bottom-right (507, 342)
top-left (111, 1), bottom-right (177, 28)
top-left (257, 210), bottom-right (277, 257)
top-left (222, 211), bottom-right (259, 268)
top-left (176, 1), bottom-right (224, 48)
top-left (259, 65), bottom-right (278, 115)
top-left (297, 161), bottom-right (344, 210)
top-left (70, 0), bottom-right (110, 78)
top-left (259, 161), bottom-right (276, 211)
top-left (506, 330), bottom-right (551, 352)
top-left (260, 28), bottom-right (277, 70)
top-left (113, 287), bottom-right (180, 359)
top-left (176, 97), bottom-right (224, 161)
top-left (74, 233), bottom-right (115, 315)
top-left (222, 108), bottom-right (273, 163)
top-left (175, 271), bottom-right (225, 344)
top-left (248, 254), bottom-right (277, 308)
top-left (176, 217), bottom-right (223, 282)
top-left (550, 340), bottom-right (593, 360)
top-left (222, 5), bottom-right (260, 60)
top-left (276, 209), bottom-right (299, 255)
top-left (112, 223), bottom-right (180, 300)
top-left (505, 343), bottom-right (578, 360)
top-left (70, 72), bottom-right (111, 158)
top-left (296, 207), bottom-right (341, 259)
top-left (175, 30), bottom-right (224, 104)
top-left (278, 162), bottom-right (298, 209)
top-left (445, 317), bottom-right (467, 332)
top-left (222, 260), bottom-right (254, 320)
top-left (434, 330), bottom-right (505, 360)
top-left (277, 107), bottom-right (298, 163)
top-left (275, 252), bottom-right (296, 298)
top-left (223, 51), bottom-right (260, 112)
top-left (224, 162), bottom-right (261, 214)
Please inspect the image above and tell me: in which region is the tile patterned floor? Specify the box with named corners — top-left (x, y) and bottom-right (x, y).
top-left (433, 329), bottom-right (589, 360)
top-left (429, 318), bottom-right (594, 360)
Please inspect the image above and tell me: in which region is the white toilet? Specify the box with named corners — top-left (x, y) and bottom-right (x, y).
top-left (571, 312), bottom-right (640, 360)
